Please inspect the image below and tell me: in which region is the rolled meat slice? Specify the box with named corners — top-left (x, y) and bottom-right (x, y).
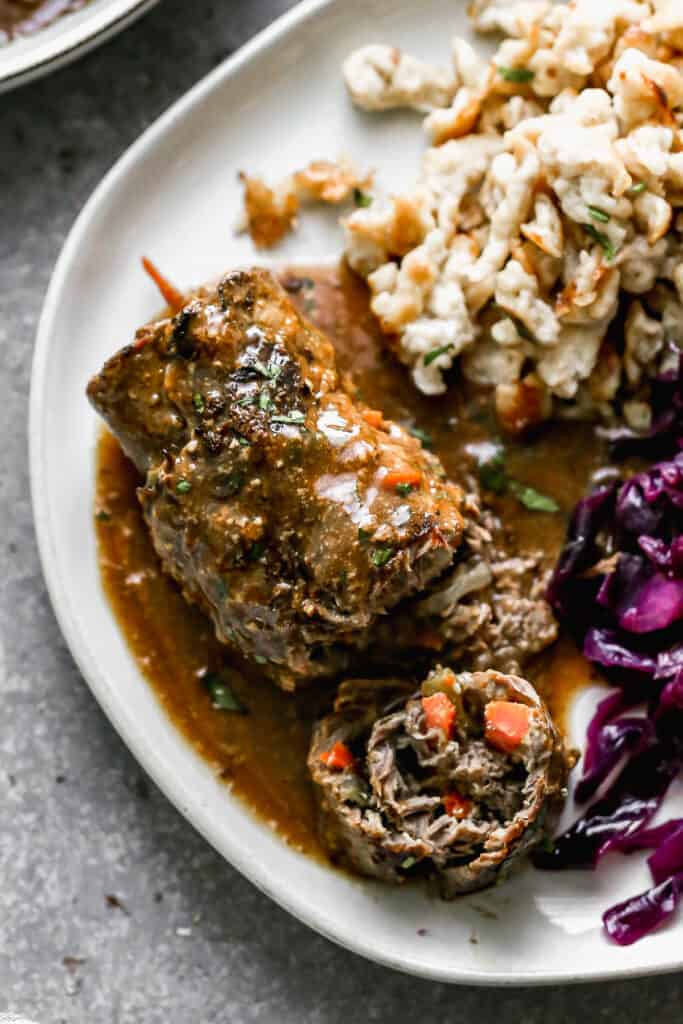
top-left (308, 667), bottom-right (571, 894)
top-left (87, 269), bottom-right (465, 689)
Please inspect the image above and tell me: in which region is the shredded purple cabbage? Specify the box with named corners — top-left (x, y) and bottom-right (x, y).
top-left (603, 873), bottom-right (683, 946)
top-left (538, 350), bottom-right (683, 945)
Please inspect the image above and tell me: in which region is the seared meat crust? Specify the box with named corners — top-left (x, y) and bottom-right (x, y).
top-left (88, 270), bottom-right (465, 688)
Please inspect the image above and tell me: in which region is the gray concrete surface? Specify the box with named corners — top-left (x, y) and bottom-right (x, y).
top-left (1, 1), bottom-right (682, 1020)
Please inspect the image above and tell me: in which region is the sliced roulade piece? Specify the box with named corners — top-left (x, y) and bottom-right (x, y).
top-left (308, 667), bottom-right (571, 895)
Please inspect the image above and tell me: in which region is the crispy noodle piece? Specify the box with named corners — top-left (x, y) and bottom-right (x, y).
top-left (239, 160), bottom-right (372, 248)
top-left (343, 44), bottom-right (457, 112)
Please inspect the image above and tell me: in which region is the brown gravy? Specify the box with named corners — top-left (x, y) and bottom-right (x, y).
top-left (95, 263), bottom-right (606, 859)
top-left (0, 0), bottom-right (85, 39)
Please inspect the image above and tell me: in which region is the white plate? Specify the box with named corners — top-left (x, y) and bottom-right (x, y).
top-left (30, 0), bottom-right (683, 985)
top-left (0, 0), bottom-right (158, 93)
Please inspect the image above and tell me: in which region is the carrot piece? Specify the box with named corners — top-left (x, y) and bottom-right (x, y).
top-left (141, 256), bottom-right (185, 313)
top-left (320, 741), bottom-right (355, 770)
top-left (421, 692), bottom-right (455, 738)
top-left (362, 408), bottom-right (385, 428)
top-left (442, 792), bottom-right (472, 819)
top-left (382, 470), bottom-right (422, 491)
top-left (484, 701), bottom-right (531, 754)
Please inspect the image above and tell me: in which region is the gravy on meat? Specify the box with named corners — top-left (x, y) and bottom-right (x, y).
top-left (94, 263), bottom-right (607, 860)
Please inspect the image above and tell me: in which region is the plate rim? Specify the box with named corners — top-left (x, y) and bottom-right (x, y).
top-left (28, 0), bottom-right (683, 986)
top-left (0, 0), bottom-right (159, 94)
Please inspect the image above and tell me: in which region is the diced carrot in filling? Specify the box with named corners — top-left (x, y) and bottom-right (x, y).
top-left (422, 692), bottom-right (456, 738)
top-left (382, 469), bottom-right (422, 491)
top-left (141, 257), bottom-right (185, 313)
top-left (484, 701), bottom-right (531, 754)
top-left (320, 741), bottom-right (355, 770)
top-left (362, 408), bottom-right (385, 428)
top-left (442, 792), bottom-right (472, 819)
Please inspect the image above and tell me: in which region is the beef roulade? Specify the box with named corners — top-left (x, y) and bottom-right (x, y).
top-left (308, 667), bottom-right (571, 895)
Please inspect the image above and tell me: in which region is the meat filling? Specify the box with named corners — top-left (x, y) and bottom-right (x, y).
top-left (309, 668), bottom-right (571, 895)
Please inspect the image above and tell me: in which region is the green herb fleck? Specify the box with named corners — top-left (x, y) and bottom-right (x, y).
top-left (358, 527), bottom-right (372, 544)
top-left (628, 182), bottom-right (647, 197)
top-left (175, 479), bottom-right (192, 494)
top-left (248, 541), bottom-right (266, 561)
top-left (215, 579), bottom-right (229, 600)
top-left (271, 410), bottom-right (306, 425)
top-left (509, 480), bottom-right (560, 513)
top-left (192, 392), bottom-right (205, 414)
top-left (371, 546), bottom-right (395, 568)
top-left (587, 205), bottom-right (610, 224)
top-left (254, 655), bottom-right (268, 665)
top-left (409, 426), bottom-right (433, 448)
top-left (214, 471), bottom-right (243, 498)
top-left (584, 223), bottom-right (616, 262)
top-left (254, 360), bottom-right (282, 381)
top-left (395, 482), bottom-right (414, 497)
top-left (95, 509), bottom-right (111, 522)
top-left (203, 672), bottom-right (247, 713)
top-left (401, 856), bottom-right (417, 870)
top-left (238, 436), bottom-right (251, 446)
top-left (478, 449), bottom-right (508, 495)
top-left (353, 187), bottom-right (373, 208)
top-left (497, 65), bottom-right (535, 83)
top-left (258, 390), bottom-right (273, 412)
top-left (423, 343), bottom-right (453, 367)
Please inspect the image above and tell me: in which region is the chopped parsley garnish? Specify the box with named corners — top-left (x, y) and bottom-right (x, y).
top-left (258, 390), bottom-right (273, 412)
top-left (358, 527), bottom-right (372, 544)
top-left (628, 182), bottom-right (647, 197)
top-left (497, 65), bottom-right (534, 83)
top-left (203, 672), bottom-right (247, 713)
top-left (214, 471), bottom-right (243, 497)
top-left (395, 482), bottom-right (414, 497)
top-left (587, 205), bottom-right (610, 224)
top-left (253, 359), bottom-right (282, 381)
top-left (509, 480), bottom-right (560, 513)
top-left (238, 436), bottom-right (251, 446)
top-left (271, 410), bottom-right (305, 425)
top-left (423, 343), bottom-right (454, 367)
top-left (353, 187), bottom-right (373, 208)
top-left (584, 223), bottom-right (616, 262)
top-left (409, 426), bottom-right (433, 448)
top-left (175, 479), bottom-right (192, 494)
top-left (371, 546), bottom-right (395, 568)
top-left (192, 392), bottom-right (205, 414)
top-left (248, 541), bottom-right (266, 561)
top-left (254, 655), bottom-right (268, 665)
top-left (400, 856), bottom-right (417, 870)
top-left (477, 446), bottom-right (559, 513)
top-left (478, 448), bottom-right (508, 495)
top-left (95, 509), bottom-right (111, 522)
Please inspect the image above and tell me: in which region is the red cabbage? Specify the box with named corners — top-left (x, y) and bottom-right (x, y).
top-left (648, 821), bottom-right (683, 884)
top-left (599, 348), bottom-right (683, 460)
top-left (603, 873), bottom-right (683, 946)
top-left (583, 628), bottom-right (657, 676)
top-left (574, 716), bottom-right (655, 804)
top-left (609, 819), bottom-right (683, 855)
top-left (541, 348), bottom-right (683, 943)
